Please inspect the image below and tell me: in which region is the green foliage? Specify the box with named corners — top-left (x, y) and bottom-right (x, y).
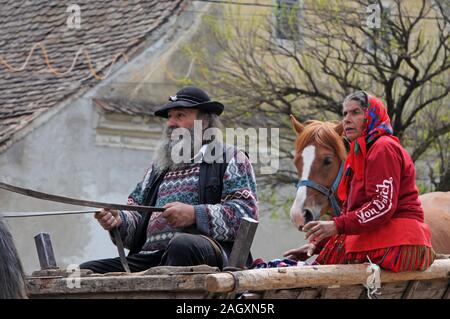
top-left (177, 0), bottom-right (450, 201)
top-left (258, 186), bottom-right (296, 219)
top-left (417, 181), bottom-right (432, 195)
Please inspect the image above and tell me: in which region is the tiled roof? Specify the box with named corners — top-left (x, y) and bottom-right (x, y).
top-left (93, 98), bottom-right (158, 116)
top-left (0, 0), bottom-right (184, 152)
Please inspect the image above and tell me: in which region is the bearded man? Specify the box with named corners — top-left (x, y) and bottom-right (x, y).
top-left (80, 86), bottom-right (259, 273)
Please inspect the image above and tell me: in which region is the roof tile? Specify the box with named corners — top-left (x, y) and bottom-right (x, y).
top-left (0, 0), bottom-right (184, 152)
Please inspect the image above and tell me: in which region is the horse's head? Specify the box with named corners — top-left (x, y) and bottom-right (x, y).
top-left (289, 115), bottom-right (346, 230)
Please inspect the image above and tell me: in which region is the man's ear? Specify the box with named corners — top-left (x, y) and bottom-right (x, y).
top-left (334, 122), bottom-right (344, 136)
top-left (290, 115), bottom-right (304, 136)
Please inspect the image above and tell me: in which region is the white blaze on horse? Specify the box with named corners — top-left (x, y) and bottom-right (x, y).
top-left (0, 217), bottom-right (27, 298)
top-left (289, 116), bottom-right (450, 254)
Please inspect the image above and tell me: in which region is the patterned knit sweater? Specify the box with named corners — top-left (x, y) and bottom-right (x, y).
top-left (116, 150), bottom-right (258, 253)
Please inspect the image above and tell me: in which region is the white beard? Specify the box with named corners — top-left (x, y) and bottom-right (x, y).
top-left (152, 126), bottom-right (202, 172)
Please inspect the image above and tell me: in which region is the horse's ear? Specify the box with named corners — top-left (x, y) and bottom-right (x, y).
top-left (290, 114), bottom-right (304, 135)
top-left (334, 122), bottom-right (344, 136)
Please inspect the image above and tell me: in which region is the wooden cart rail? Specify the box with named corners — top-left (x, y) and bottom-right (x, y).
top-left (26, 258), bottom-right (450, 299)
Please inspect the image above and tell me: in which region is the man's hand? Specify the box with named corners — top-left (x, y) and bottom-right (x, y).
top-left (94, 208), bottom-right (122, 230)
top-left (303, 220), bottom-right (338, 243)
top-left (162, 202), bottom-right (195, 228)
top-left (283, 243), bottom-right (316, 261)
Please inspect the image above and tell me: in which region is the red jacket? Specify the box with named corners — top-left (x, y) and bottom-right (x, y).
top-left (333, 136), bottom-right (425, 235)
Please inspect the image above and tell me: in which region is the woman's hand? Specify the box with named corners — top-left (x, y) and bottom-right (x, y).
top-left (303, 220), bottom-right (338, 243)
top-left (283, 243), bottom-right (316, 261)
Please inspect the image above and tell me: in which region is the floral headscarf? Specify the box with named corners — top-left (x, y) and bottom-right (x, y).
top-left (337, 93), bottom-right (399, 201)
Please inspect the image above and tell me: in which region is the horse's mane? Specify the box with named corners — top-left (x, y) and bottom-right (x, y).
top-left (295, 120), bottom-right (347, 162)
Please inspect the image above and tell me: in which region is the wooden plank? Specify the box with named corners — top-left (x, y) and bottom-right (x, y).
top-left (296, 288), bottom-right (321, 299)
top-left (317, 287), bottom-right (328, 299)
top-left (27, 263), bottom-right (450, 299)
top-left (358, 284), bottom-right (371, 299)
top-left (261, 289), bottom-right (302, 299)
top-left (359, 279), bottom-right (447, 299)
top-left (135, 265), bottom-right (219, 275)
top-left (228, 217), bottom-right (258, 269)
top-left (377, 281), bottom-right (410, 299)
top-left (31, 268), bottom-right (93, 278)
top-left (320, 285), bottom-right (365, 299)
top-left (442, 281), bottom-right (450, 299)
top-left (402, 280), bottom-right (421, 299)
top-left (30, 291), bottom-right (209, 299)
top-left (27, 265), bottom-right (218, 296)
top-left (26, 273), bottom-right (210, 296)
top-left (373, 280), bottom-right (447, 299)
top-left (240, 292), bottom-right (263, 299)
top-left (407, 279), bottom-right (449, 299)
top-left (205, 259), bottom-right (450, 293)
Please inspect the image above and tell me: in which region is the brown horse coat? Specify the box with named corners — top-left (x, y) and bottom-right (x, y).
top-left (421, 192), bottom-right (450, 254)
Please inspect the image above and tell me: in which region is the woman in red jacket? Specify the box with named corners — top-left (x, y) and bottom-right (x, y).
top-left (285, 91), bottom-right (435, 272)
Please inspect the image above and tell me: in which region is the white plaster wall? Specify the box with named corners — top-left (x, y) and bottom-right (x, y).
top-left (0, 98), bottom-right (304, 274)
top-left (0, 1), bottom-right (305, 274)
top-left (0, 97), bottom-right (157, 274)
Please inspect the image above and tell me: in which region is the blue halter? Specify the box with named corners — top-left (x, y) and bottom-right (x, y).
top-left (296, 163), bottom-right (344, 217)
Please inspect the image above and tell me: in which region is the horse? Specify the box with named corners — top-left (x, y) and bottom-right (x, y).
top-left (0, 217), bottom-right (27, 298)
top-left (419, 192), bottom-right (450, 253)
top-left (289, 116), bottom-right (450, 254)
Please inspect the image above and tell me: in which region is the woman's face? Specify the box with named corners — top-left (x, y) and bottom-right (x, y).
top-left (342, 100), bottom-right (366, 142)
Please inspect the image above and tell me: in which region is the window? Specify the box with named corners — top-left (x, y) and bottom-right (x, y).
top-left (93, 100), bottom-right (164, 151)
top-left (275, 0), bottom-right (302, 41)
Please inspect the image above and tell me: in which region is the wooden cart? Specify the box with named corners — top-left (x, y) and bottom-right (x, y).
top-left (26, 256), bottom-right (450, 299)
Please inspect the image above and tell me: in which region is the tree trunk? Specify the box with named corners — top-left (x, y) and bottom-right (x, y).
top-left (436, 166), bottom-right (450, 192)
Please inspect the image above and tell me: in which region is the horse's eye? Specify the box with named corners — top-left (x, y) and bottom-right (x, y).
top-left (324, 158), bottom-right (332, 166)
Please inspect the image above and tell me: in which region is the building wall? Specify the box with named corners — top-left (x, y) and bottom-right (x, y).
top-left (0, 96), bottom-right (157, 274)
top-left (0, 1), bottom-right (205, 274)
top-left (0, 1), bottom-right (303, 275)
top-left (0, 97), bottom-right (301, 274)
top-left (0, 101), bottom-right (304, 274)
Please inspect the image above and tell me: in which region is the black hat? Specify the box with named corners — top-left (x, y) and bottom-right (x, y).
top-left (154, 86), bottom-right (224, 118)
